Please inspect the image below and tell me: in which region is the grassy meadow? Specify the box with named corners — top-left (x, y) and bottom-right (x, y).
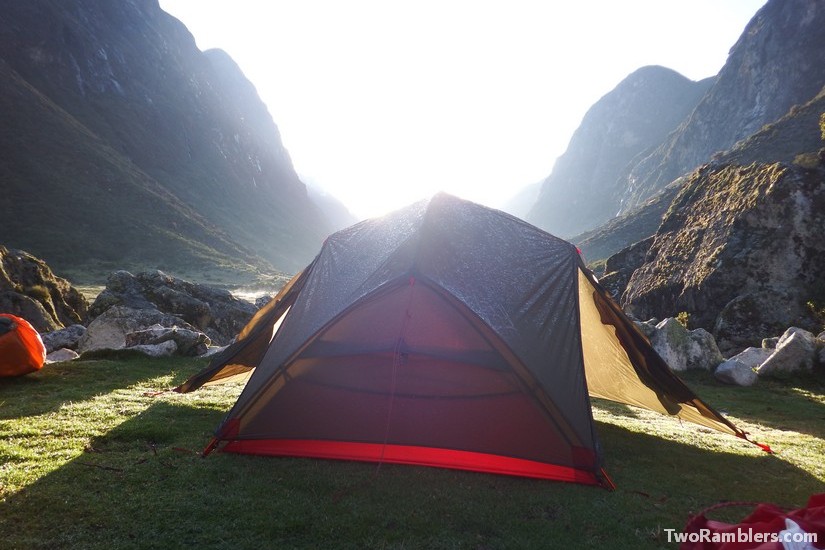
top-left (1, 357), bottom-right (823, 549)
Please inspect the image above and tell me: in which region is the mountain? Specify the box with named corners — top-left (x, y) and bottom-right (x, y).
top-left (618, 0), bottom-right (825, 213)
top-left (0, 0), bottom-right (329, 282)
top-left (306, 183), bottom-right (359, 232)
top-left (500, 181), bottom-right (540, 220)
top-left (526, 66), bottom-right (713, 238)
top-left (547, 0), bottom-right (825, 353)
top-left (561, 0), bottom-right (825, 266)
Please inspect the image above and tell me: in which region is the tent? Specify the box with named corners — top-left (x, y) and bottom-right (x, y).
top-left (177, 193), bottom-right (755, 488)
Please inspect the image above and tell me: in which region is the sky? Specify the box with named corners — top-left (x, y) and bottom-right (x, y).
top-left (159, 0), bottom-right (767, 219)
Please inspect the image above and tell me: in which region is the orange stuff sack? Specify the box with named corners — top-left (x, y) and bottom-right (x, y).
top-left (0, 314), bottom-right (47, 377)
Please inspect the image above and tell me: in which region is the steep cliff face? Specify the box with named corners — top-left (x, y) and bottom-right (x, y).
top-left (526, 66), bottom-right (712, 238)
top-left (620, 0), bottom-right (825, 213)
top-left (0, 0), bottom-right (328, 278)
top-left (621, 161), bottom-right (825, 352)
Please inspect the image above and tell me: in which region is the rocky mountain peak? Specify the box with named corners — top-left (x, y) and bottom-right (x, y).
top-left (526, 65), bottom-right (712, 238)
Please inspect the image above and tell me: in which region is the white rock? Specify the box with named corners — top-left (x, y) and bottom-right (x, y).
top-left (128, 340), bottom-right (178, 358)
top-left (650, 318), bottom-right (722, 371)
top-left (731, 347), bottom-right (775, 369)
top-left (757, 330), bottom-right (818, 378)
top-left (45, 348), bottom-right (80, 363)
top-left (714, 359), bottom-right (758, 386)
top-left (687, 328), bottom-right (724, 371)
top-left (777, 327), bottom-right (816, 347)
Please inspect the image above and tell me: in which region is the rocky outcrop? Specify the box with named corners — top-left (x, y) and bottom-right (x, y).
top-left (720, 88), bottom-right (825, 168)
top-left (77, 305), bottom-right (198, 354)
top-left (621, 162), bottom-right (825, 353)
top-left (0, 246), bottom-right (88, 332)
top-left (527, 66), bottom-right (712, 237)
top-left (88, 270), bottom-right (257, 345)
top-left (597, 236), bottom-right (653, 300)
top-left (124, 325), bottom-right (210, 357)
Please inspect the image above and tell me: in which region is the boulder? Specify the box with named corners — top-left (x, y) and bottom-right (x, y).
top-left (687, 328), bottom-right (724, 371)
top-left (88, 270), bottom-right (257, 345)
top-left (714, 360), bottom-right (758, 387)
top-left (124, 324), bottom-right (210, 356)
top-left (46, 348), bottom-right (80, 363)
top-left (713, 347), bottom-right (772, 386)
top-left (0, 246), bottom-right (88, 332)
top-left (598, 236), bottom-right (655, 301)
top-left (757, 328), bottom-right (818, 378)
top-left (77, 306), bottom-right (195, 353)
top-left (129, 340), bottom-right (178, 358)
top-left (649, 318), bottom-right (723, 372)
top-left (41, 324), bottom-right (86, 353)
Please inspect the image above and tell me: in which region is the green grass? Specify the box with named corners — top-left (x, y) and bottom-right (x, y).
top-left (1, 360), bottom-right (823, 549)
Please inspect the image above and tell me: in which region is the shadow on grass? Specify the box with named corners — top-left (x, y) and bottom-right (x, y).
top-left (0, 356), bottom-right (205, 420)
top-left (1, 399), bottom-right (822, 550)
top-left (590, 398), bottom-right (640, 419)
top-left (677, 372), bottom-right (825, 441)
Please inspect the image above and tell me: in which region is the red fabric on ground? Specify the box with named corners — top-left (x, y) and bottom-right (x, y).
top-left (681, 494), bottom-right (825, 549)
top-left (0, 314), bottom-right (46, 377)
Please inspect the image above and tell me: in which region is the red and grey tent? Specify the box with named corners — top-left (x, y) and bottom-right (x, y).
top-left (177, 193), bottom-right (755, 488)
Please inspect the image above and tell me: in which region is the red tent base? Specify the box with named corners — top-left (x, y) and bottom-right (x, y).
top-left (217, 438), bottom-right (603, 486)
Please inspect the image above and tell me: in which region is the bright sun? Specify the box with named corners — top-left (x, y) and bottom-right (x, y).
top-left (159, 0), bottom-right (767, 220)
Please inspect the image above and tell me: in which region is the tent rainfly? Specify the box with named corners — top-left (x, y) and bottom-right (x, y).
top-left (177, 193), bottom-right (763, 488)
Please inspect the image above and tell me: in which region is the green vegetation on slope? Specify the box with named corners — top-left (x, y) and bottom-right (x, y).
top-left (1, 359), bottom-right (823, 549)
top-left (0, 60), bottom-right (272, 284)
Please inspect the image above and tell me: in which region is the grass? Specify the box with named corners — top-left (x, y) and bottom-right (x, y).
top-left (1, 359), bottom-right (823, 549)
